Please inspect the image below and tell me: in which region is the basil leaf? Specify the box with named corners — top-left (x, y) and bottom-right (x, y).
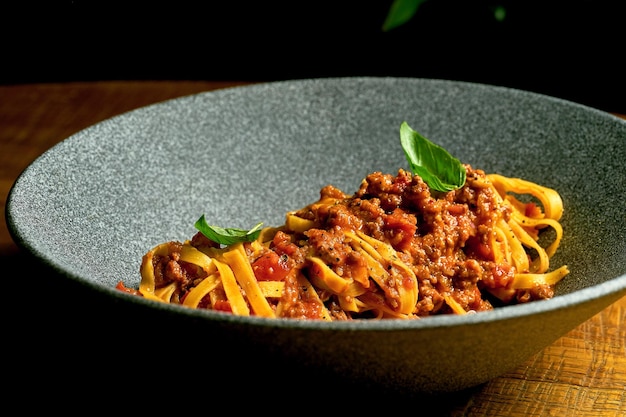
top-left (399, 121), bottom-right (466, 192)
top-left (194, 215), bottom-right (263, 245)
top-left (382, 0), bottom-right (428, 32)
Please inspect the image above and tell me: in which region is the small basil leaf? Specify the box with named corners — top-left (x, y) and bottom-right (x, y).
top-left (194, 214), bottom-right (263, 245)
top-left (382, 0), bottom-right (428, 32)
top-left (399, 121), bottom-right (466, 192)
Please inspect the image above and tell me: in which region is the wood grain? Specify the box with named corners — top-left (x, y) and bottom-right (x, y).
top-left (1, 81), bottom-right (624, 416)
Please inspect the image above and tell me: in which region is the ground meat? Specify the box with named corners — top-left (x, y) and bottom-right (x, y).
top-left (148, 240), bottom-right (207, 303)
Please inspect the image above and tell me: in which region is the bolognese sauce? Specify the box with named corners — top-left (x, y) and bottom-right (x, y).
top-left (119, 164), bottom-right (567, 320)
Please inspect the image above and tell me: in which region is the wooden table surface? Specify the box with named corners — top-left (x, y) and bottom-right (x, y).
top-left (2, 81), bottom-right (624, 416)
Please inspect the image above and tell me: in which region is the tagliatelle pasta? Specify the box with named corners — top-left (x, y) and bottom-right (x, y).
top-left (117, 164), bottom-right (569, 320)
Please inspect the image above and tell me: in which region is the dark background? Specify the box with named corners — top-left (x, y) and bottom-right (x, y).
top-left (2, 1), bottom-right (625, 114)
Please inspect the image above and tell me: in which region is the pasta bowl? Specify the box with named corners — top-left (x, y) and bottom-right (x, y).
top-left (6, 77), bottom-right (626, 397)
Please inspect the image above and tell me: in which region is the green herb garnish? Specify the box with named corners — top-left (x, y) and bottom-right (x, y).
top-left (194, 214), bottom-right (263, 245)
top-left (382, 0), bottom-right (428, 32)
top-left (399, 121), bottom-right (466, 192)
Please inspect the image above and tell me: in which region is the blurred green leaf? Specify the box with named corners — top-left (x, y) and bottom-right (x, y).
top-left (382, 0), bottom-right (428, 31)
top-left (493, 5), bottom-right (506, 21)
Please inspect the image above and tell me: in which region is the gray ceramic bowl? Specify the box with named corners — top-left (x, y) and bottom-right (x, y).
top-left (6, 77), bottom-right (626, 395)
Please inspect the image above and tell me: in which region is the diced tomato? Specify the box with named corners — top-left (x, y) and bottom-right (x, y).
top-left (252, 251), bottom-right (290, 281)
top-left (383, 208), bottom-right (417, 251)
top-left (272, 230), bottom-right (299, 256)
top-left (213, 300), bottom-right (232, 312)
top-left (115, 281), bottom-right (141, 296)
top-left (525, 202), bottom-right (544, 218)
top-left (488, 263), bottom-right (515, 288)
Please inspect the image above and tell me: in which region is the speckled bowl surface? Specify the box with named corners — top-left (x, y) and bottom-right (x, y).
top-left (6, 77), bottom-right (626, 394)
